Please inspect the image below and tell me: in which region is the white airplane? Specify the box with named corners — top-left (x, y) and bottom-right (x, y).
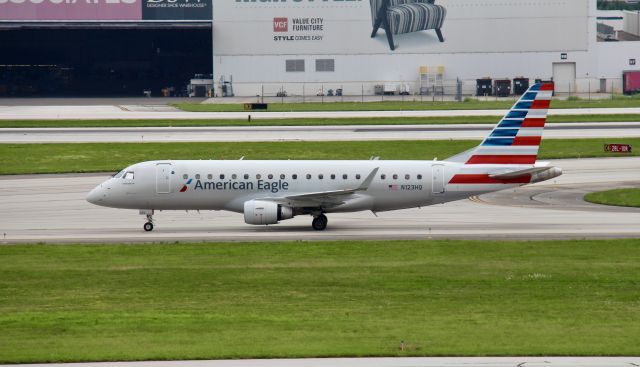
top-left (87, 82), bottom-right (562, 232)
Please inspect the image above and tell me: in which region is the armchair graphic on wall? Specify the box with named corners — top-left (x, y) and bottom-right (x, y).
top-left (369, 0), bottom-right (446, 51)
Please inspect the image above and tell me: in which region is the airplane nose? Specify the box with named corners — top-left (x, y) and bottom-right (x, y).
top-left (86, 185), bottom-right (105, 205)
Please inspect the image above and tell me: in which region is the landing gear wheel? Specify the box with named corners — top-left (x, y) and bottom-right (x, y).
top-left (312, 214), bottom-right (328, 231)
top-left (142, 211), bottom-right (154, 232)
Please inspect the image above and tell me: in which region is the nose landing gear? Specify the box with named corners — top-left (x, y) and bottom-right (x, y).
top-left (312, 213), bottom-right (328, 231)
top-left (140, 209), bottom-right (154, 232)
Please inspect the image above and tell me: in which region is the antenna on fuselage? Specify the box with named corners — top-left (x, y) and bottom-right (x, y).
top-left (239, 156), bottom-right (245, 160)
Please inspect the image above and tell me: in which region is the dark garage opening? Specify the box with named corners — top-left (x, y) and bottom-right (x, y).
top-left (0, 27), bottom-right (212, 97)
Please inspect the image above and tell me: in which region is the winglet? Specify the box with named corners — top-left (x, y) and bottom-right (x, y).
top-left (357, 167), bottom-right (379, 191)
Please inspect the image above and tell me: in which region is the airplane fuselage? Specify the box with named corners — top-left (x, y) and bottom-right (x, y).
top-left (89, 159), bottom-right (514, 214)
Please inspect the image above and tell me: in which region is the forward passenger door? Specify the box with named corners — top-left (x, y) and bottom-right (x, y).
top-left (156, 163), bottom-right (172, 194)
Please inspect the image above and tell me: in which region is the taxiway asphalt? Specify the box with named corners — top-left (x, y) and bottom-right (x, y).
top-left (1, 157), bottom-right (638, 244)
top-left (1, 122), bottom-right (639, 143)
top-left (1, 104), bottom-right (640, 120)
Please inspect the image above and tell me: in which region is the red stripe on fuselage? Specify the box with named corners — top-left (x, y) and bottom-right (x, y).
top-left (466, 155), bottom-right (537, 164)
top-left (512, 136), bottom-right (542, 146)
top-left (521, 118), bottom-right (546, 128)
top-left (449, 174), bottom-right (531, 184)
top-left (179, 186), bottom-right (188, 192)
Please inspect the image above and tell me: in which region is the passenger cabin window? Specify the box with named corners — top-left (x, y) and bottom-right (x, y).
top-left (380, 174), bottom-right (386, 180)
top-left (318, 174), bottom-right (324, 179)
top-left (393, 174), bottom-right (398, 180)
top-left (405, 174), bottom-right (410, 180)
top-left (256, 174), bottom-right (262, 179)
top-left (280, 174), bottom-right (286, 179)
top-left (356, 174), bottom-right (361, 180)
top-left (342, 174), bottom-right (348, 180)
top-left (244, 174), bottom-right (249, 179)
top-left (183, 174), bottom-right (188, 179)
top-left (268, 174), bottom-right (273, 179)
top-left (306, 174), bottom-right (311, 179)
top-left (124, 171), bottom-right (135, 180)
top-left (220, 174), bottom-right (225, 179)
top-left (292, 174), bottom-right (298, 180)
top-left (417, 174), bottom-right (423, 180)
top-left (232, 174), bottom-right (237, 179)
top-left (208, 174), bottom-right (213, 180)
top-left (330, 174), bottom-right (336, 180)
top-left (196, 174), bottom-right (201, 179)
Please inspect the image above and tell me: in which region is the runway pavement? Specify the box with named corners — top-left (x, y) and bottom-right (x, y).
top-left (2, 122), bottom-right (640, 143)
top-left (1, 104), bottom-right (640, 120)
top-left (4, 357), bottom-right (640, 367)
top-left (1, 157), bottom-right (638, 244)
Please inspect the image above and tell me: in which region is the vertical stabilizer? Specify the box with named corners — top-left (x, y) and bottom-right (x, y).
top-left (463, 82), bottom-right (554, 165)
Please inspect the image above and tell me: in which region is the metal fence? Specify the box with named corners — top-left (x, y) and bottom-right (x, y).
top-left (210, 77), bottom-right (625, 102)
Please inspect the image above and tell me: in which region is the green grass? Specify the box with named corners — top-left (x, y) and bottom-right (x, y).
top-left (1, 114), bottom-right (639, 128)
top-left (0, 240), bottom-right (639, 363)
top-left (173, 94), bottom-right (640, 112)
top-left (1, 138), bottom-right (639, 175)
top-left (584, 188), bottom-right (640, 208)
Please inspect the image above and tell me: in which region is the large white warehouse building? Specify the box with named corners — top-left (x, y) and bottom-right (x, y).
top-left (212, 0), bottom-right (640, 96)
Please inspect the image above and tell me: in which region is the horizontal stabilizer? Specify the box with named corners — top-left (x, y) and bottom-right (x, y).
top-left (489, 166), bottom-right (553, 179)
top-left (490, 166), bottom-right (562, 182)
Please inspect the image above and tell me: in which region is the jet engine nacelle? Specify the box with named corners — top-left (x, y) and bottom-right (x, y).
top-left (243, 200), bottom-right (294, 225)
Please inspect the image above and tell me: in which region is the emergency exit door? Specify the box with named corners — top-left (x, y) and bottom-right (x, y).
top-left (156, 163), bottom-right (172, 194)
top-left (432, 164), bottom-right (445, 194)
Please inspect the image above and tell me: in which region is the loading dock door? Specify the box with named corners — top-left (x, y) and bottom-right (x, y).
top-left (432, 164), bottom-right (445, 194)
top-left (552, 62), bottom-right (576, 94)
top-left (156, 163), bottom-right (172, 194)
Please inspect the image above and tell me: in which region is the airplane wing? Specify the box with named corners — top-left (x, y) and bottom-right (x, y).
top-left (257, 167), bottom-right (379, 208)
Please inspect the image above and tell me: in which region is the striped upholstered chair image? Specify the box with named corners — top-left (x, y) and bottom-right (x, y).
top-left (369, 0), bottom-right (446, 51)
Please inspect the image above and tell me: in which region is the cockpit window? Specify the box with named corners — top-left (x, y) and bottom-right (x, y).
top-left (123, 171), bottom-right (135, 180)
top-left (113, 170), bottom-right (125, 179)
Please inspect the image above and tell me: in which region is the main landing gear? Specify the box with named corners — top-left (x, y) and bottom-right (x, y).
top-left (312, 214), bottom-right (328, 231)
top-left (140, 209), bottom-right (154, 232)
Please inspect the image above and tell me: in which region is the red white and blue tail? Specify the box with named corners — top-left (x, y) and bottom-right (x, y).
top-left (447, 82), bottom-right (562, 187)
top-left (465, 82), bottom-right (553, 165)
